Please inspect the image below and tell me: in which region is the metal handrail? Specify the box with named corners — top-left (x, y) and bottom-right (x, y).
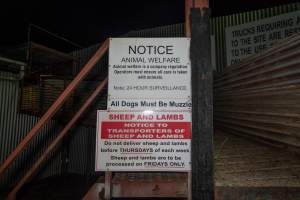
top-left (7, 78), bottom-right (108, 199)
top-left (0, 39), bottom-right (109, 183)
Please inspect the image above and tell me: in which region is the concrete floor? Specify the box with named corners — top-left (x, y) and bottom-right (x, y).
top-left (214, 131), bottom-right (300, 187)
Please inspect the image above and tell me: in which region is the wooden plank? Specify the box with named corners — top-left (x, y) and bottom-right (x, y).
top-left (190, 6), bottom-right (214, 200)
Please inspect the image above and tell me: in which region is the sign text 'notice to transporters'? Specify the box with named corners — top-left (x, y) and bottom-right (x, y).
top-left (95, 111), bottom-right (191, 171)
top-left (95, 38), bottom-right (191, 172)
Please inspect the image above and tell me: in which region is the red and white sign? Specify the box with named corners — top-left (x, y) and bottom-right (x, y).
top-left (96, 38), bottom-right (191, 172)
top-left (95, 111), bottom-right (191, 171)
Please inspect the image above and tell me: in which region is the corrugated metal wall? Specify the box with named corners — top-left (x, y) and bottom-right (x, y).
top-left (67, 23), bottom-right (185, 175)
top-left (0, 71), bottom-right (62, 191)
top-left (68, 126), bottom-right (96, 175)
top-left (214, 33), bottom-right (300, 148)
top-left (1, 2), bottom-right (299, 186)
top-left (124, 23), bottom-right (184, 37)
top-left (66, 3), bottom-right (300, 175)
top-left (67, 48), bottom-right (109, 175)
top-left (211, 2), bottom-right (300, 71)
top-left (0, 24), bottom-right (184, 184)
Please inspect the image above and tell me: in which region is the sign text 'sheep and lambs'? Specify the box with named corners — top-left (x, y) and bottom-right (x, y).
top-left (95, 111), bottom-right (191, 171)
top-left (95, 38), bottom-right (191, 172)
top-left (108, 38), bottom-right (191, 111)
top-left (226, 10), bottom-right (300, 66)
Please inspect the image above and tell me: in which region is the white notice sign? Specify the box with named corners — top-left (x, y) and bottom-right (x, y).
top-left (108, 38), bottom-right (191, 111)
top-left (95, 110), bottom-right (191, 171)
top-left (226, 10), bottom-right (300, 66)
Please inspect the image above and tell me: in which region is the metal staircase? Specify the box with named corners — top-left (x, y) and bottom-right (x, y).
top-left (0, 39), bottom-right (109, 199)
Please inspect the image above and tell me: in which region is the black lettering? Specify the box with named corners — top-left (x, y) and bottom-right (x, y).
top-left (129, 45), bottom-right (136, 54)
top-left (128, 45), bottom-right (174, 55)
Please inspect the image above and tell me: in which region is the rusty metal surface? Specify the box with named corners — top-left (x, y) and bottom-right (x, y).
top-left (214, 32), bottom-right (300, 148)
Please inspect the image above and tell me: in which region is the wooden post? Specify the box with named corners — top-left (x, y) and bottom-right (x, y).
top-left (189, 1), bottom-right (214, 199)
